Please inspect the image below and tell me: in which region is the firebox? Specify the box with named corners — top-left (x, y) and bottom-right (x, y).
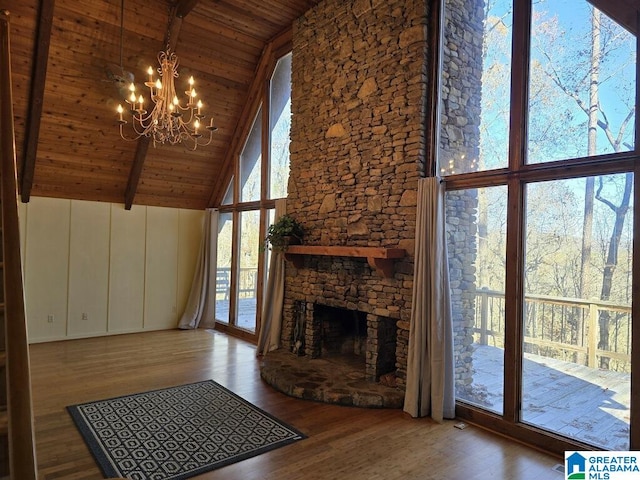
top-left (307, 303), bottom-right (397, 381)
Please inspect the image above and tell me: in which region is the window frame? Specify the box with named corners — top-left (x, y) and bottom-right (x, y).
top-left (214, 44), bottom-right (292, 342)
top-left (431, 0), bottom-right (640, 454)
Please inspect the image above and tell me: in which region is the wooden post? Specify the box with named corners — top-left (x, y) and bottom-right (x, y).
top-left (0, 10), bottom-right (38, 479)
top-left (587, 303), bottom-right (598, 368)
top-left (479, 287), bottom-right (489, 346)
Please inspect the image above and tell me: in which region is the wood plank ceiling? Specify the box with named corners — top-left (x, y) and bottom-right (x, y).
top-left (2, 0), bottom-right (319, 210)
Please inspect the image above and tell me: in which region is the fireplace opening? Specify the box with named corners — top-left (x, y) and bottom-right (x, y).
top-left (316, 304), bottom-right (367, 361)
top-left (311, 303), bottom-right (397, 381)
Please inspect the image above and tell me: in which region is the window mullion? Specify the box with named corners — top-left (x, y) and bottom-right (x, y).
top-left (630, 11), bottom-right (640, 450)
top-left (503, 177), bottom-right (525, 423)
top-left (502, 0), bottom-right (532, 424)
top-left (507, 0), bottom-right (532, 172)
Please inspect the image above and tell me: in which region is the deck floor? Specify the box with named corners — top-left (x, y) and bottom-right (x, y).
top-left (215, 297), bottom-right (257, 331)
top-left (461, 344), bottom-right (630, 451)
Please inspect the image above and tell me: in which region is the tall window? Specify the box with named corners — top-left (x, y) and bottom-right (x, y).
top-left (439, 0), bottom-right (637, 453)
top-left (269, 54), bottom-right (292, 199)
top-left (215, 52), bottom-right (292, 337)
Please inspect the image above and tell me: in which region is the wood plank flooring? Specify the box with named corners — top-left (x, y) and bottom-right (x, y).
top-left (30, 329), bottom-right (563, 479)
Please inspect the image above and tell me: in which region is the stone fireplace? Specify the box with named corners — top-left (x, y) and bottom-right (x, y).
top-left (276, 0), bottom-right (430, 394)
top-left (259, 243), bottom-right (411, 407)
top-left (305, 303), bottom-right (397, 381)
top-left (261, 291), bottom-right (405, 408)
top-left (260, 0), bottom-right (480, 408)
top-left (260, 0), bottom-right (429, 408)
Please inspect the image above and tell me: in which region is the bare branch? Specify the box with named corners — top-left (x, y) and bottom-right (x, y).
top-left (595, 177), bottom-right (618, 212)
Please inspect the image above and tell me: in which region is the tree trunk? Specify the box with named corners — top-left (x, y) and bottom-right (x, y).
top-left (580, 9), bottom-right (599, 349)
top-left (597, 173), bottom-right (632, 368)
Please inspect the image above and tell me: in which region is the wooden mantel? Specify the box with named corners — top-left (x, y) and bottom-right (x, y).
top-left (284, 246), bottom-right (406, 278)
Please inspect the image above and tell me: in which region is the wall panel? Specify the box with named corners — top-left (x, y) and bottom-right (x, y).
top-left (23, 197), bottom-right (71, 342)
top-left (22, 198), bottom-right (204, 343)
top-left (108, 204), bottom-right (146, 333)
top-left (67, 200), bottom-right (111, 336)
top-left (144, 206), bottom-right (180, 331)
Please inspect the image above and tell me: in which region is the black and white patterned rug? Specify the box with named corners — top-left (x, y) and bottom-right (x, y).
top-left (67, 380), bottom-right (305, 480)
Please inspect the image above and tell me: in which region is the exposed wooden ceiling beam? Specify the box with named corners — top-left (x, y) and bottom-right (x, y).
top-left (175, 0), bottom-right (200, 19)
top-left (20, 0), bottom-right (55, 203)
top-left (124, 137), bottom-right (150, 210)
top-left (123, 0), bottom-right (199, 210)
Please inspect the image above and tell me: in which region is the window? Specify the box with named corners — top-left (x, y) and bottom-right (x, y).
top-left (439, 0), bottom-right (637, 453)
top-left (215, 50), bottom-right (292, 337)
top-left (240, 108), bottom-right (262, 203)
top-left (269, 53), bottom-right (292, 199)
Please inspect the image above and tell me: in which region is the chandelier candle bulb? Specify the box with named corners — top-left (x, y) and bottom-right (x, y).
top-left (147, 66), bottom-right (154, 83)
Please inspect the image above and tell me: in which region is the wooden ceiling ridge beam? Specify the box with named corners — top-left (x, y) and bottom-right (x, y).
top-left (20, 0), bottom-right (55, 203)
top-left (123, 0), bottom-right (201, 210)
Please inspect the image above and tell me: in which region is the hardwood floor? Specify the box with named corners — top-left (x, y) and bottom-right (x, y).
top-left (30, 329), bottom-right (563, 479)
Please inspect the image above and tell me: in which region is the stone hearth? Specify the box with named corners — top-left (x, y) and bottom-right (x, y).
top-left (260, 350), bottom-right (404, 408)
top-left (260, 301), bottom-right (403, 408)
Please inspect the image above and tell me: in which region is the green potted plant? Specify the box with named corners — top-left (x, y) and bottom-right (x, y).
top-left (264, 214), bottom-right (305, 251)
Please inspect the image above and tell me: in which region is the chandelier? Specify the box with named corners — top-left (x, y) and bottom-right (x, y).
top-left (116, 48), bottom-right (217, 149)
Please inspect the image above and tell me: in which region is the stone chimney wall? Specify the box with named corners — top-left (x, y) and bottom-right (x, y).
top-left (284, 0), bottom-right (429, 388)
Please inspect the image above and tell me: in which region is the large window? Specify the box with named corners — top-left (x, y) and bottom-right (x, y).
top-left (214, 52), bottom-right (292, 338)
top-left (269, 54), bottom-right (292, 199)
top-left (440, 0), bottom-right (637, 453)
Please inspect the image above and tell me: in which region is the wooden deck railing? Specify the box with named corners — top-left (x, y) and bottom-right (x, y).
top-left (474, 287), bottom-right (632, 371)
top-left (0, 9), bottom-right (38, 479)
top-left (216, 267), bottom-right (259, 300)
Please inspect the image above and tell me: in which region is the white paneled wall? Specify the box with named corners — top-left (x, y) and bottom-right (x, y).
top-left (20, 197), bottom-right (205, 343)
top-left (108, 205), bottom-right (146, 333)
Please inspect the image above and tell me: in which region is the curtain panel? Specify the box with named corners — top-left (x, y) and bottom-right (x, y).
top-left (257, 199), bottom-right (287, 355)
top-left (178, 208), bottom-right (218, 330)
top-left (403, 177), bottom-right (455, 421)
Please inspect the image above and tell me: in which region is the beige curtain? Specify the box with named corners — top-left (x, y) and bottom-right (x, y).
top-left (257, 199), bottom-right (287, 355)
top-left (178, 208), bottom-right (218, 329)
top-left (403, 177), bottom-right (455, 421)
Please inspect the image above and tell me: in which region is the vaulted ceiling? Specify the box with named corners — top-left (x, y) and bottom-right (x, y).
top-left (3, 0), bottom-right (320, 210)
top-left (3, 0), bottom-right (637, 211)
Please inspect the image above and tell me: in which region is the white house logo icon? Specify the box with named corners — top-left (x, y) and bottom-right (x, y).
top-left (566, 452), bottom-right (586, 479)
